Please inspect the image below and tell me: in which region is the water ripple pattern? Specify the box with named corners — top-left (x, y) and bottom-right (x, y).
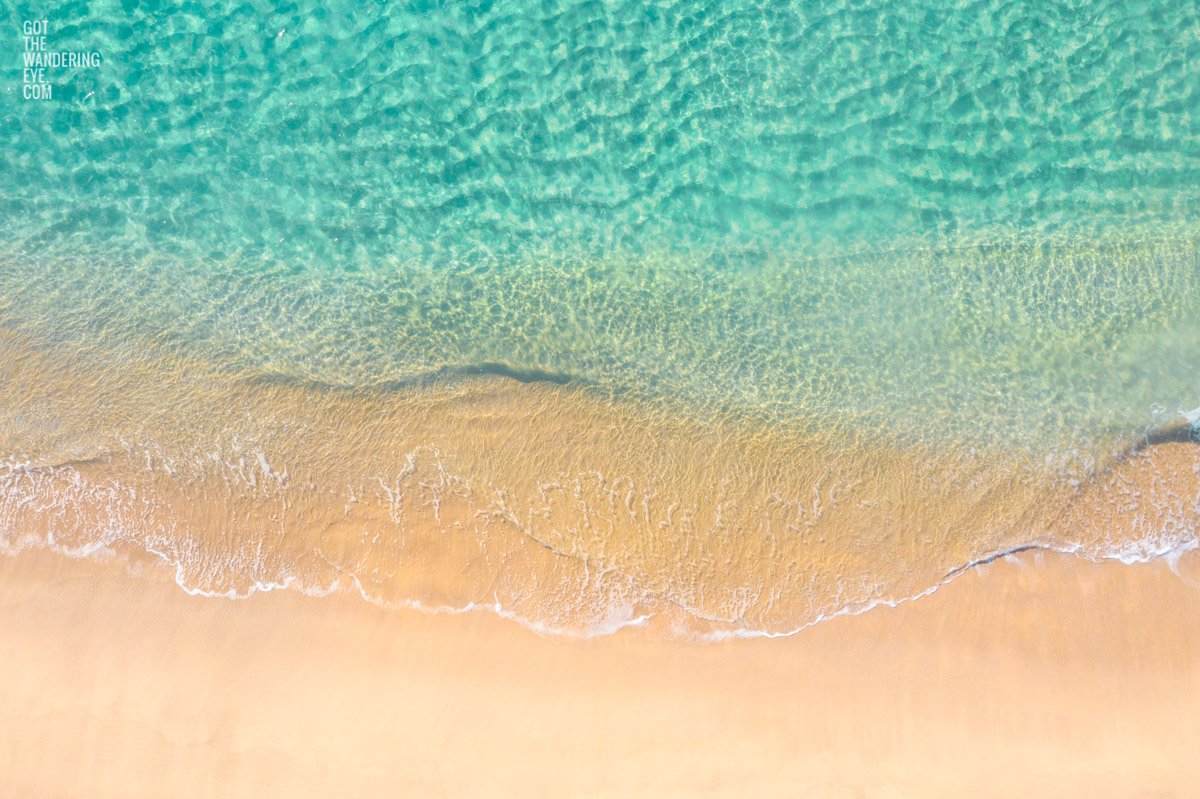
top-left (2, 0), bottom-right (1199, 259)
top-left (2, 0), bottom-right (1199, 451)
top-left (1, 0), bottom-right (1199, 635)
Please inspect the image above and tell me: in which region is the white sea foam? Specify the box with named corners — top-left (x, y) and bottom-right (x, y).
top-left (2, 435), bottom-right (1198, 642)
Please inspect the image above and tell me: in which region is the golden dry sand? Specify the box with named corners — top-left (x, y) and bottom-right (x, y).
top-left (1, 546), bottom-right (1198, 798)
top-left (4, 318), bottom-right (1200, 795)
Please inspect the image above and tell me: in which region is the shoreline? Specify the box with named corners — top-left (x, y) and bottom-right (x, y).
top-left (2, 545), bottom-right (1199, 797)
top-left (6, 315), bottom-right (1200, 639)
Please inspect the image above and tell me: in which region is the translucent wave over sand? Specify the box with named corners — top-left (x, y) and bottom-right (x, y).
top-left (2, 313), bottom-right (1196, 638)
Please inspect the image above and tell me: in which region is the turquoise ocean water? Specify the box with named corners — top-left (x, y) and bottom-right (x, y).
top-left (2, 0), bottom-right (1200, 634)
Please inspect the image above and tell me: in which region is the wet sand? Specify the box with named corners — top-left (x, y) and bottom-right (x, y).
top-left (1, 545), bottom-right (1198, 798)
top-left (3, 323), bottom-right (1200, 795)
top-left (9, 321), bottom-right (1199, 638)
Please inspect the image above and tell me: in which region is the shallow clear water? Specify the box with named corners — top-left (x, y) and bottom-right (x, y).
top-left (6, 0), bottom-right (1200, 255)
top-left (1, 0), bottom-right (1199, 635)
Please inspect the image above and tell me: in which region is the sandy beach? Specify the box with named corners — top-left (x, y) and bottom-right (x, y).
top-left (5, 0), bottom-right (1200, 795)
top-left (1, 545), bottom-right (1197, 798)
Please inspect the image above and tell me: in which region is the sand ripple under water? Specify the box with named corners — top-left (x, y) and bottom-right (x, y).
top-left (1, 308), bottom-right (1197, 638)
